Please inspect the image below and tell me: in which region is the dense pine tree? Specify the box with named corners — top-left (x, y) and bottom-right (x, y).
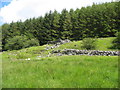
top-left (59, 9), bottom-right (72, 39)
top-left (1, 1), bottom-right (119, 50)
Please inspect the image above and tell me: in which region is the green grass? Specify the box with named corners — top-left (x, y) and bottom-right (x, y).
top-left (2, 45), bottom-right (47, 60)
top-left (0, 53), bottom-right (2, 89)
top-left (2, 55), bottom-right (118, 88)
top-left (2, 37), bottom-right (118, 88)
top-left (96, 37), bottom-right (116, 51)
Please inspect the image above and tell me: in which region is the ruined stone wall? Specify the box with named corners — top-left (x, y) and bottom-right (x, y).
top-left (51, 49), bottom-right (119, 56)
top-left (47, 39), bottom-right (71, 45)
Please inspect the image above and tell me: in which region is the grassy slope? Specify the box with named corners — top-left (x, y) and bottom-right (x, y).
top-left (2, 37), bottom-right (116, 60)
top-left (56, 37), bottom-right (116, 51)
top-left (2, 37), bottom-right (118, 88)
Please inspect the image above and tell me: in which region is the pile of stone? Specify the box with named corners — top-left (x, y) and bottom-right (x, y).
top-left (47, 39), bottom-right (71, 45)
top-left (45, 45), bottom-right (59, 50)
top-left (51, 50), bottom-right (61, 53)
top-left (51, 49), bottom-right (119, 56)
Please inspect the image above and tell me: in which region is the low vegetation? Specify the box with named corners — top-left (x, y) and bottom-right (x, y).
top-left (111, 32), bottom-right (120, 50)
top-left (81, 38), bottom-right (96, 50)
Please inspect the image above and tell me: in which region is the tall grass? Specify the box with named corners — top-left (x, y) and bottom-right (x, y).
top-left (2, 55), bottom-right (118, 88)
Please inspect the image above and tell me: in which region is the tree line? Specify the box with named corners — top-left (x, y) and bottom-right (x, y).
top-left (1, 1), bottom-right (120, 51)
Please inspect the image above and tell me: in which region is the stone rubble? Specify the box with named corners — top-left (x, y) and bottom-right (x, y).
top-left (51, 49), bottom-right (119, 56)
top-left (47, 39), bottom-right (71, 45)
top-left (44, 39), bottom-right (119, 57)
top-left (45, 45), bottom-right (59, 50)
top-left (45, 39), bottom-right (71, 50)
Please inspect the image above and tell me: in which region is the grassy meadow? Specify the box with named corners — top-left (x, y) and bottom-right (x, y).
top-left (2, 37), bottom-right (118, 88)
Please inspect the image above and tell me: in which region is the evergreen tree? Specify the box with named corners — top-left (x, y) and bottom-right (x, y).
top-left (59, 9), bottom-right (72, 39)
top-left (1, 2), bottom-right (119, 50)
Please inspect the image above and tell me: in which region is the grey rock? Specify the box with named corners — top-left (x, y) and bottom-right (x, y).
top-left (47, 39), bottom-right (71, 45)
top-left (51, 49), bottom-right (119, 56)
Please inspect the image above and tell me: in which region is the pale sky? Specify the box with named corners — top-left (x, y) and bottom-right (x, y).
top-left (0, 0), bottom-right (115, 25)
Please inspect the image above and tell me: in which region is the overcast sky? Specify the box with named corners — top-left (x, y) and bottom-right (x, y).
top-left (0, 0), bottom-right (115, 25)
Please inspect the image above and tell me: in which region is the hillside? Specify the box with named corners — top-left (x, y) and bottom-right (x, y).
top-left (2, 37), bottom-right (118, 88)
top-left (0, 1), bottom-right (120, 88)
top-left (2, 37), bottom-right (117, 60)
top-left (1, 1), bottom-right (119, 88)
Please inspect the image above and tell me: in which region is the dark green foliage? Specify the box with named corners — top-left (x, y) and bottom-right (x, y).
top-left (1, 2), bottom-right (120, 50)
top-left (25, 38), bottom-right (40, 48)
top-left (59, 9), bottom-right (72, 39)
top-left (81, 38), bottom-right (96, 50)
top-left (111, 32), bottom-right (120, 49)
top-left (4, 36), bottom-right (39, 50)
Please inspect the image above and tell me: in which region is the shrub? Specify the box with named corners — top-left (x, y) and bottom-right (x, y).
top-left (81, 38), bottom-right (96, 50)
top-left (4, 35), bottom-right (39, 50)
top-left (23, 38), bottom-right (40, 48)
top-left (111, 32), bottom-right (120, 50)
